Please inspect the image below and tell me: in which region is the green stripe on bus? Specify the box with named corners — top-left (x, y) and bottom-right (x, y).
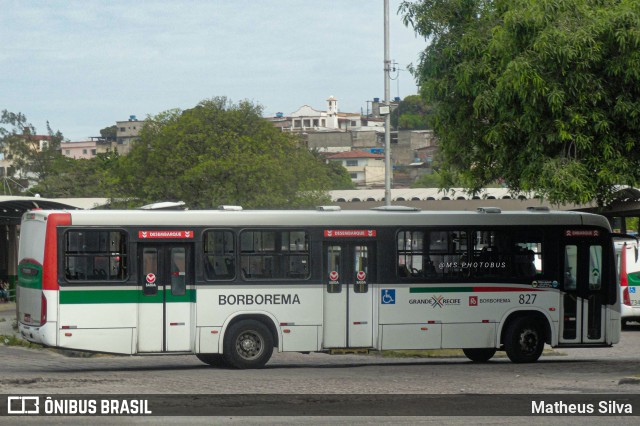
top-left (60, 289), bottom-right (196, 304)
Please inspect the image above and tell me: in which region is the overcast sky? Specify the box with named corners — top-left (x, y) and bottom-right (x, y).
top-left (1, 1), bottom-right (427, 141)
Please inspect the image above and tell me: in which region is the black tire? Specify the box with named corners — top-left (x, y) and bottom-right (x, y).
top-left (504, 317), bottom-right (545, 363)
top-left (196, 353), bottom-right (228, 368)
top-left (463, 348), bottom-right (496, 362)
top-left (223, 320), bottom-right (274, 369)
top-left (621, 319), bottom-right (629, 330)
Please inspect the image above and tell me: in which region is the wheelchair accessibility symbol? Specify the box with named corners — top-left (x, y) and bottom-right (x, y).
top-left (381, 289), bottom-right (396, 304)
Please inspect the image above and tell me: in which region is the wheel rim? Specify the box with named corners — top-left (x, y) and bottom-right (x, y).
top-left (518, 328), bottom-right (539, 355)
top-left (235, 330), bottom-right (264, 360)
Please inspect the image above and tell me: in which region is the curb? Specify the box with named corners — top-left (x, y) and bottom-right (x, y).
top-left (0, 302), bottom-right (16, 312)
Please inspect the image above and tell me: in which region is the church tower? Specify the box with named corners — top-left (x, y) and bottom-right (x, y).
top-left (326, 96), bottom-right (338, 129)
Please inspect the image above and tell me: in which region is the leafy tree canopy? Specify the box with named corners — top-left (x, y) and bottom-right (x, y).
top-left (100, 125), bottom-right (117, 141)
top-left (411, 170), bottom-right (444, 188)
top-left (400, 0), bottom-right (640, 206)
top-left (0, 110), bottom-right (64, 194)
top-left (391, 94), bottom-right (432, 130)
top-left (117, 97), bottom-right (335, 208)
top-left (32, 151), bottom-right (121, 199)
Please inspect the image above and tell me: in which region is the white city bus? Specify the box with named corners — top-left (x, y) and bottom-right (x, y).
top-left (17, 206), bottom-right (620, 368)
top-left (614, 237), bottom-right (640, 327)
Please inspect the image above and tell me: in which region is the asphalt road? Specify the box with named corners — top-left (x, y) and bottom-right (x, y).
top-left (0, 302), bottom-right (638, 424)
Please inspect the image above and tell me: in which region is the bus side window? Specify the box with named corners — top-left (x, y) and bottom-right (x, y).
top-left (397, 230), bottom-right (425, 278)
top-left (203, 230), bottom-right (235, 280)
top-left (64, 230), bottom-right (127, 282)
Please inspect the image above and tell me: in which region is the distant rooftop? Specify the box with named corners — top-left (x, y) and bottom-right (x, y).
top-left (326, 150), bottom-right (385, 160)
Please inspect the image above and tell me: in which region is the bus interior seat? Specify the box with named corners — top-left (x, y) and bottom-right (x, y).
top-left (398, 264), bottom-right (411, 277)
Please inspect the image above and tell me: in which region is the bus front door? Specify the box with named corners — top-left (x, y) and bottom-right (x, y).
top-left (559, 240), bottom-right (606, 345)
top-left (323, 242), bottom-right (375, 348)
top-left (137, 244), bottom-right (194, 352)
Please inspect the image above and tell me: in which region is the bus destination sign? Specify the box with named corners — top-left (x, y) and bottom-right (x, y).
top-left (565, 230), bottom-right (600, 237)
top-left (138, 230), bottom-right (194, 239)
top-left (324, 229), bottom-right (376, 238)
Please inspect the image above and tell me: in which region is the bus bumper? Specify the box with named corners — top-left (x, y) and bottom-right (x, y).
top-left (18, 321), bottom-right (57, 347)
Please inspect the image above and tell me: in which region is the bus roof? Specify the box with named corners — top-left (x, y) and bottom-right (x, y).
top-left (22, 208), bottom-right (612, 230)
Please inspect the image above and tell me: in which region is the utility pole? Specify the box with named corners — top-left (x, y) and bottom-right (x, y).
top-left (383, 0), bottom-right (392, 206)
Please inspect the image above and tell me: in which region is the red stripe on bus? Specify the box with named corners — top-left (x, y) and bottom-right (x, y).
top-left (471, 286), bottom-right (544, 292)
top-left (43, 212), bottom-right (71, 291)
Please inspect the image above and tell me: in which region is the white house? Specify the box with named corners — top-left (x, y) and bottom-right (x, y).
top-left (326, 149), bottom-right (385, 188)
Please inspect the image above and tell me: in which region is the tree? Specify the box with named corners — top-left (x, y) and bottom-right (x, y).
top-left (391, 94), bottom-right (432, 130)
top-left (32, 151), bottom-right (122, 198)
top-left (400, 0), bottom-right (640, 206)
top-left (0, 110), bottom-right (64, 194)
top-left (100, 125), bottom-right (117, 141)
top-left (117, 97), bottom-right (334, 208)
top-left (312, 150), bottom-right (356, 190)
top-left (411, 170), bottom-right (444, 188)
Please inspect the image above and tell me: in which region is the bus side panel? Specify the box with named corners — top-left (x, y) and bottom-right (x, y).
top-left (441, 323), bottom-right (496, 349)
top-left (380, 324), bottom-right (442, 350)
top-left (280, 326), bottom-right (321, 352)
top-left (198, 327), bottom-right (222, 353)
top-left (607, 306), bottom-right (621, 345)
top-left (57, 328), bottom-right (134, 355)
top-left (379, 285), bottom-right (560, 350)
top-left (196, 286), bottom-right (323, 354)
top-left (57, 289), bottom-right (137, 355)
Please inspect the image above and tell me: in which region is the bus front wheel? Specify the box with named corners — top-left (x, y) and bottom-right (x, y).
top-left (223, 320), bottom-right (274, 369)
top-left (504, 317), bottom-right (544, 363)
top-left (463, 348), bottom-right (496, 362)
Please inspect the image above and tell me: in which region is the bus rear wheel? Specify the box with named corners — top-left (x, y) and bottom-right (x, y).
top-left (504, 317), bottom-right (544, 363)
top-left (223, 320), bottom-right (274, 369)
top-left (196, 353), bottom-right (228, 368)
top-left (463, 348), bottom-right (496, 362)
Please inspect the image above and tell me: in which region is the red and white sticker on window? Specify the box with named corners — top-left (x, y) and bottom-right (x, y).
top-left (138, 230), bottom-right (194, 239)
top-left (324, 229), bottom-right (376, 238)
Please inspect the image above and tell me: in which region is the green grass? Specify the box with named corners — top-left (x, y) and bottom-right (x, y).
top-left (0, 334), bottom-right (44, 350)
top-left (0, 333), bottom-right (107, 357)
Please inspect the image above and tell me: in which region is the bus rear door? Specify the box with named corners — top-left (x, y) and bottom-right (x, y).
top-left (323, 237), bottom-right (376, 348)
top-left (138, 244), bottom-right (194, 352)
top-left (559, 232), bottom-right (607, 344)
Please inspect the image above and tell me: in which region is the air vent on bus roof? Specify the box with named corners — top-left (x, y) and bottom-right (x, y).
top-left (526, 206), bottom-right (550, 212)
top-left (138, 201), bottom-right (186, 210)
top-left (316, 206), bottom-right (341, 211)
top-left (218, 205), bottom-right (243, 211)
top-left (476, 207), bottom-right (501, 214)
top-left (371, 206), bottom-right (421, 212)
